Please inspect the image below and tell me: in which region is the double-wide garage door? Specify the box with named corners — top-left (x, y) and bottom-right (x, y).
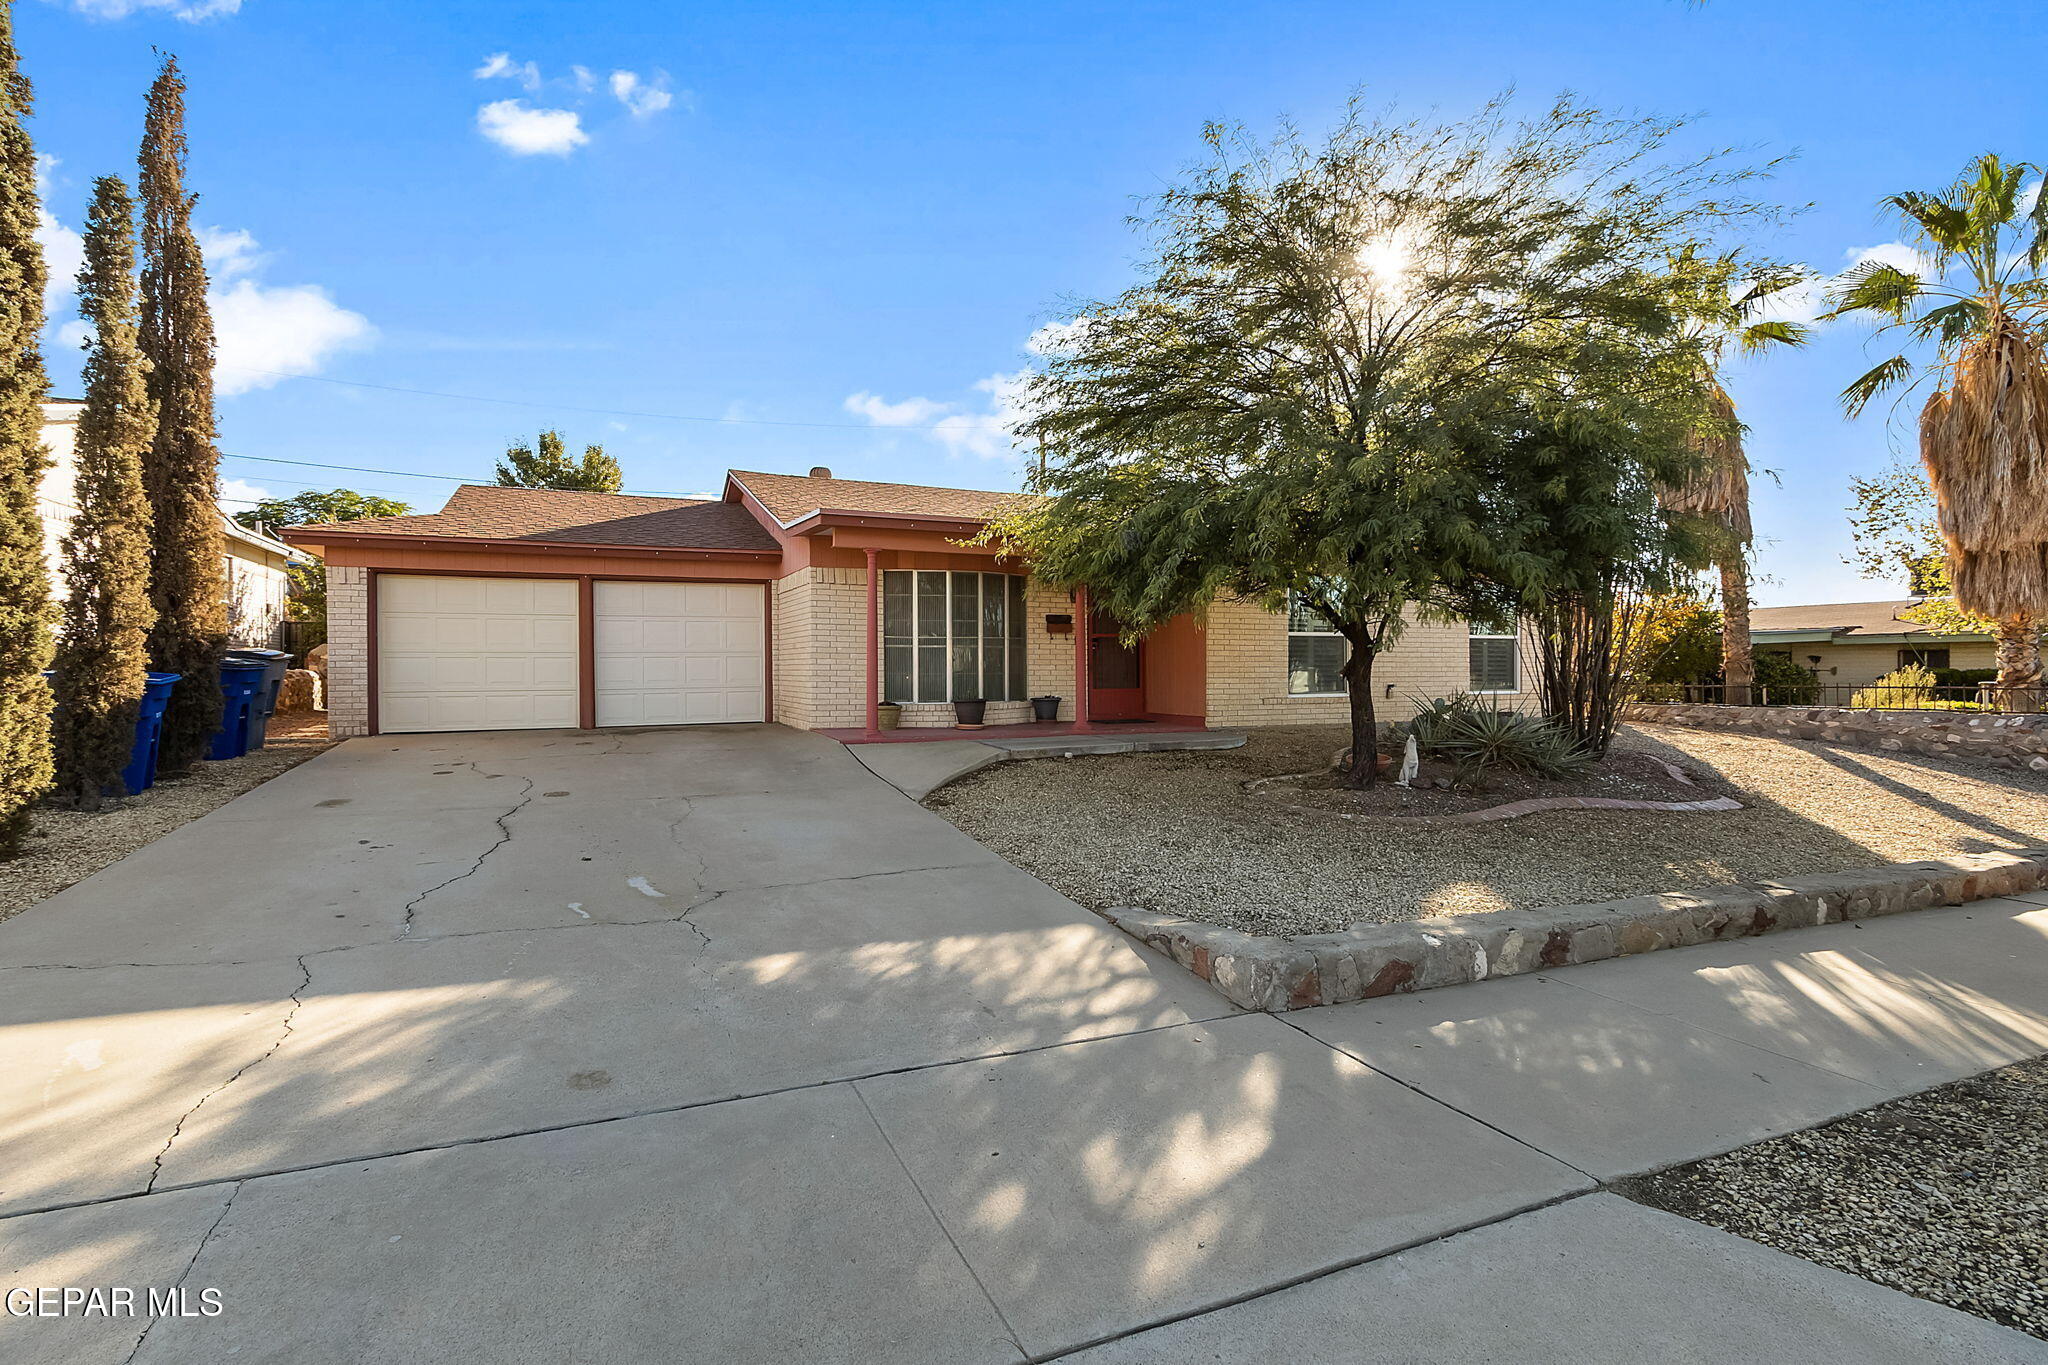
top-left (377, 575), bottom-right (765, 734)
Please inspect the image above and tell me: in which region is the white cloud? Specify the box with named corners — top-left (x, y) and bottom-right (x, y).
top-left (197, 225), bottom-right (266, 281)
top-left (476, 99), bottom-right (588, 156)
top-left (571, 65), bottom-right (597, 92)
top-left (212, 279), bottom-right (373, 395)
top-left (473, 52), bottom-right (541, 91)
top-left (609, 69), bottom-right (674, 118)
top-left (843, 391), bottom-right (948, 426)
top-left (1025, 317), bottom-right (1091, 356)
top-left (57, 319), bottom-right (92, 351)
top-left (844, 369), bottom-right (1035, 462)
top-left (67, 0), bottom-right (241, 20)
top-left (33, 155), bottom-right (83, 317)
top-left (217, 477), bottom-right (272, 508)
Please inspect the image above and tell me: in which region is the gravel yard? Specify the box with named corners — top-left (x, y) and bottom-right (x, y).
top-left (1622, 1057), bottom-right (2048, 1340)
top-left (926, 721), bottom-right (2048, 935)
top-left (1, 711), bottom-right (334, 921)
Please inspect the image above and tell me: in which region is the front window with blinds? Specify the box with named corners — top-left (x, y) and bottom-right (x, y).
top-left (1287, 595), bottom-right (1346, 696)
top-left (1468, 617), bottom-right (1519, 693)
top-left (882, 571), bottom-right (1028, 703)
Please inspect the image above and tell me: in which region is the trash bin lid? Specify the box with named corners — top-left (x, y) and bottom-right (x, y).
top-left (227, 648), bottom-right (290, 660)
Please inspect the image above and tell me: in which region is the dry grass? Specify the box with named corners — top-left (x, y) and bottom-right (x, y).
top-left (927, 721), bottom-right (2048, 937)
top-left (1, 712), bottom-right (335, 921)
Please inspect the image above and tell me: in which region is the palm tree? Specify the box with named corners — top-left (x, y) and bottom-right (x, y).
top-left (1658, 250), bottom-right (1811, 705)
top-left (1825, 154), bottom-right (2048, 700)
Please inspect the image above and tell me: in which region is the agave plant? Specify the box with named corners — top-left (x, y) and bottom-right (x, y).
top-left (1824, 155), bottom-right (2048, 697)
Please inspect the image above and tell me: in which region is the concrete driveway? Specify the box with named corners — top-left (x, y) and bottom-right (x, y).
top-left (4, 725), bottom-right (2047, 1363)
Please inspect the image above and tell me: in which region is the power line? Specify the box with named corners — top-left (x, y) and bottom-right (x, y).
top-left (220, 365), bottom-right (991, 433)
top-left (218, 452), bottom-right (711, 499)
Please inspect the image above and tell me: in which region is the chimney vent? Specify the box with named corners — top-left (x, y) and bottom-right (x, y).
top-left (808, 466), bottom-right (832, 479)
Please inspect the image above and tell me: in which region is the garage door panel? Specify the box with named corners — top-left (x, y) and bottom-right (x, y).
top-left (379, 575), bottom-right (579, 734)
top-left (593, 581), bottom-right (765, 727)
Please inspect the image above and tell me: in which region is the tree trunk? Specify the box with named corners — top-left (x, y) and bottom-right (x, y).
top-left (1719, 554), bottom-right (1753, 707)
top-left (1339, 641), bottom-right (1381, 788)
top-left (1994, 613), bottom-right (2042, 712)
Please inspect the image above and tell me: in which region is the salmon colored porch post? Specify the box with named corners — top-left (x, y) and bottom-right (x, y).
top-left (1072, 583), bottom-right (1093, 732)
top-left (864, 548), bottom-right (882, 738)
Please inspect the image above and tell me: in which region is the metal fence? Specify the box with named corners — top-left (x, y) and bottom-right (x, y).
top-left (1633, 681), bottom-right (2048, 715)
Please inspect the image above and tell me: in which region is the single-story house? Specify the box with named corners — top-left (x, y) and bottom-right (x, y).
top-left (38, 398), bottom-right (310, 649)
top-left (279, 467), bottom-right (1533, 738)
top-left (1750, 599), bottom-right (1995, 689)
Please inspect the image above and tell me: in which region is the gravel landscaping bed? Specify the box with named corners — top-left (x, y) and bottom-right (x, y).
top-left (1, 712), bottom-right (335, 922)
top-left (926, 721), bottom-right (2048, 936)
top-left (1622, 1057), bottom-right (2048, 1340)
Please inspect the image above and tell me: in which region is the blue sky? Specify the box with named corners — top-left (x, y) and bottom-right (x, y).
top-left (21, 0), bottom-right (2044, 605)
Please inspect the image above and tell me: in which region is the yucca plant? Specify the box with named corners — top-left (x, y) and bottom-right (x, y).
top-left (1406, 694), bottom-right (1590, 783)
top-left (1825, 155), bottom-right (2048, 700)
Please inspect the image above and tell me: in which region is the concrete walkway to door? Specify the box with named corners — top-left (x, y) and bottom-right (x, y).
top-left (2, 725), bottom-right (2046, 1363)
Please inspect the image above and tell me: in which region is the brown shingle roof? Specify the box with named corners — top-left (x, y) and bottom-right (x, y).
top-left (1749, 599), bottom-right (1968, 637)
top-left (729, 468), bottom-right (1030, 524)
top-left (287, 485), bottom-right (780, 552)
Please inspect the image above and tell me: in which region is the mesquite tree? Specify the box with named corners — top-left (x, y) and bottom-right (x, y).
top-left (994, 96), bottom-right (1786, 784)
top-left (0, 0), bottom-right (51, 856)
top-left (138, 55), bottom-right (227, 774)
top-left (51, 176), bottom-right (157, 809)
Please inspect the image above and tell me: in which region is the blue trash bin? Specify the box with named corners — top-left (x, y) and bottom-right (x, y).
top-left (122, 672), bottom-right (181, 794)
top-left (227, 648), bottom-right (290, 750)
top-left (208, 659), bottom-right (270, 761)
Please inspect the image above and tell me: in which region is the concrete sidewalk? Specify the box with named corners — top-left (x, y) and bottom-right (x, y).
top-left (2, 726), bottom-right (2045, 1362)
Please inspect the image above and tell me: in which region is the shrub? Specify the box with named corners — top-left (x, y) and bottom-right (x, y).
top-left (1406, 694), bottom-right (1591, 782)
top-left (1848, 663), bottom-right (1985, 711)
top-left (1750, 650), bottom-right (1820, 705)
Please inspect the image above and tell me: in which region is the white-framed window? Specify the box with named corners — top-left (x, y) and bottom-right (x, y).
top-left (1287, 594), bottom-right (1347, 696)
top-left (1468, 616), bottom-right (1519, 693)
top-left (881, 570), bottom-right (1027, 703)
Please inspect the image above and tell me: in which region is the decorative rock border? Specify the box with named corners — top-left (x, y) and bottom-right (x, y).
top-left (1245, 768), bottom-right (1742, 824)
top-left (1627, 701), bottom-right (2048, 772)
top-left (1102, 848), bottom-right (2048, 1012)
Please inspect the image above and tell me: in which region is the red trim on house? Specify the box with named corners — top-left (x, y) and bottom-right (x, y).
top-left (783, 509), bottom-right (992, 539)
top-left (281, 529), bottom-right (778, 563)
top-left (365, 570), bottom-right (380, 737)
top-left (863, 547), bottom-right (882, 738)
top-left (1071, 583), bottom-right (1093, 732)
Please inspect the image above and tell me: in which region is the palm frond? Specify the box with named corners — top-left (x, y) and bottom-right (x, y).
top-left (1909, 298), bottom-right (1987, 351)
top-left (1820, 262), bottom-right (1923, 322)
top-left (1840, 355), bottom-right (1914, 418)
top-left (1883, 191), bottom-right (1970, 256)
top-left (1737, 319), bottom-right (1810, 355)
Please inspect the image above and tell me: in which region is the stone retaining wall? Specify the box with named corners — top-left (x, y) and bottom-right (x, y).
top-left (1626, 701), bottom-right (2048, 772)
top-left (1103, 849), bottom-right (2048, 1012)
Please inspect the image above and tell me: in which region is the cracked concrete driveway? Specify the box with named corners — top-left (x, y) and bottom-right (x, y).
top-left (6, 725), bottom-right (2048, 1364)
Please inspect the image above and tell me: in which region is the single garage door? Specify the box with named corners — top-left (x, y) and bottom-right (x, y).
top-left (595, 581), bottom-right (765, 726)
top-left (378, 575), bottom-right (579, 733)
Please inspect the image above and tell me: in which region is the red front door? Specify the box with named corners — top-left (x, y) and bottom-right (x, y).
top-left (1088, 610), bottom-right (1145, 720)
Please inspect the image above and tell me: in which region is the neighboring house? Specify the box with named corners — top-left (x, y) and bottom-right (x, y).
top-left (279, 467), bottom-right (1535, 738)
top-left (1750, 599), bottom-right (1996, 689)
top-left (37, 398), bottom-right (312, 649)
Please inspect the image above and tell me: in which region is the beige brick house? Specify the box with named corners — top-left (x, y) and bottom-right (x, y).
top-left (282, 468), bottom-right (1530, 739)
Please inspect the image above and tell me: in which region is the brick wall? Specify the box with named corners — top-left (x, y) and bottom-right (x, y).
top-left (772, 566), bottom-right (869, 729)
top-left (1204, 599), bottom-right (1535, 728)
top-left (324, 565), bottom-right (370, 738)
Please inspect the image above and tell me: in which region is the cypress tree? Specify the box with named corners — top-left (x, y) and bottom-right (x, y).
top-left (0, 1), bottom-right (52, 857)
top-left (51, 176), bottom-right (156, 809)
top-left (138, 55), bottom-right (226, 774)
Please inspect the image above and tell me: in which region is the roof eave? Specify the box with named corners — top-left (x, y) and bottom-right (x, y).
top-left (785, 508), bottom-right (991, 537)
top-left (275, 529), bottom-right (781, 561)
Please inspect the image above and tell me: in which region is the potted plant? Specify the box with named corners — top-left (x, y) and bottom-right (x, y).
top-left (1031, 695), bottom-right (1061, 722)
top-left (876, 701), bottom-right (902, 730)
top-left (953, 697), bottom-right (987, 728)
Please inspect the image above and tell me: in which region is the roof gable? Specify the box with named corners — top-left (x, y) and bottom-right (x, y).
top-left (728, 469), bottom-right (1029, 524)
top-left (287, 485), bottom-right (781, 553)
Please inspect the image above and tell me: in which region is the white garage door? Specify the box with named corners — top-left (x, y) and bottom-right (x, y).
top-left (595, 581), bottom-right (765, 726)
top-left (378, 575), bottom-right (579, 733)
